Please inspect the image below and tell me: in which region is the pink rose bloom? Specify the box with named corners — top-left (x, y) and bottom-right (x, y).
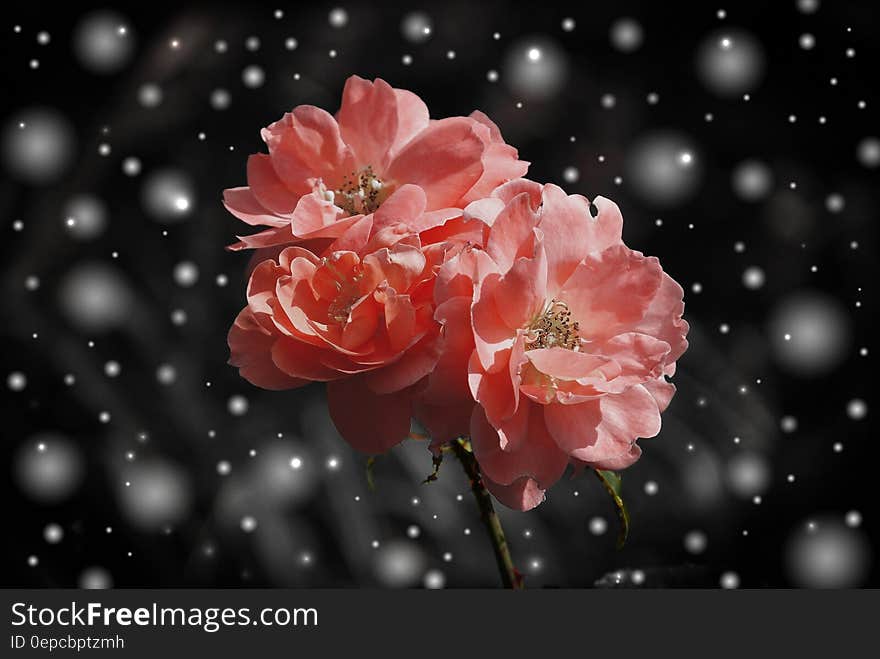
top-left (223, 75), bottom-right (527, 254)
top-left (228, 218), bottom-right (468, 453)
top-left (434, 180), bottom-right (689, 511)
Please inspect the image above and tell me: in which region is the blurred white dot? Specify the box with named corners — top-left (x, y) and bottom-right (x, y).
top-left (786, 516), bottom-right (869, 587)
top-left (742, 266), bottom-right (765, 290)
top-left (240, 516), bottom-right (257, 533)
top-left (423, 569), bottom-right (445, 589)
top-left (780, 415), bottom-right (798, 433)
top-left (696, 29), bottom-right (765, 97)
top-left (684, 530), bottom-right (708, 554)
top-left (845, 511), bottom-right (862, 528)
top-left (797, 0), bottom-right (820, 13)
top-left (562, 166), bottom-right (579, 183)
top-left (73, 11), bottom-right (134, 74)
top-left (173, 261), bottom-right (199, 287)
top-left (588, 517), bottom-right (607, 535)
top-left (610, 18), bottom-right (644, 52)
top-left (228, 395), bottom-right (249, 416)
top-left (720, 571), bottom-right (740, 589)
top-left (846, 398), bottom-right (867, 420)
top-left (79, 566), bottom-right (113, 589)
top-left (825, 193), bottom-right (845, 213)
top-left (3, 107), bottom-right (76, 184)
top-left (242, 65), bottom-right (265, 89)
top-left (137, 83), bottom-right (163, 108)
top-left (503, 37), bottom-right (569, 100)
top-left (103, 360), bottom-right (121, 377)
top-left (142, 169), bottom-right (196, 222)
top-left (122, 157), bottom-right (141, 176)
top-left (328, 8), bottom-right (349, 28)
top-left (644, 481), bottom-right (659, 495)
top-left (401, 12), bottom-right (432, 43)
top-left (373, 540), bottom-right (425, 587)
top-left (626, 131), bottom-right (703, 206)
top-left (856, 137), bottom-right (880, 168)
top-left (731, 159), bottom-right (773, 201)
top-left (406, 525), bottom-right (421, 539)
top-left (156, 363), bottom-right (177, 386)
top-left (44, 523), bottom-right (64, 544)
top-left (799, 33), bottom-right (815, 50)
top-left (726, 452), bottom-right (770, 498)
top-left (769, 292), bottom-right (851, 376)
top-left (210, 88), bottom-right (231, 110)
top-left (8, 371), bottom-right (27, 391)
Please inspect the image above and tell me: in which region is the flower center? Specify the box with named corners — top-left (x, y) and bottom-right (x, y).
top-left (525, 299), bottom-right (581, 351)
top-left (327, 280), bottom-right (362, 324)
top-left (326, 166), bottom-right (392, 215)
top-left (323, 258), bottom-right (366, 325)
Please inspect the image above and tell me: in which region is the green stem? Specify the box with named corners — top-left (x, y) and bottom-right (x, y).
top-left (450, 438), bottom-right (524, 589)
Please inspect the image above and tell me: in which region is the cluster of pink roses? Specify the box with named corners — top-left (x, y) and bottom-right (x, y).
top-left (226, 76), bottom-right (688, 511)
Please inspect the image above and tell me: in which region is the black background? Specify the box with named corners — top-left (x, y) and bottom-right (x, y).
top-left (1, 0), bottom-right (877, 588)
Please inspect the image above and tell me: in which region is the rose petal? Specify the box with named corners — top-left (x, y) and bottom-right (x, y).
top-left (247, 154), bottom-right (298, 215)
top-left (472, 272), bottom-right (515, 372)
top-left (271, 336), bottom-right (345, 381)
top-left (539, 184), bottom-right (593, 295)
top-left (263, 106), bottom-right (354, 189)
top-left (485, 192), bottom-right (540, 273)
top-left (560, 245), bottom-right (662, 341)
top-left (385, 117), bottom-right (484, 209)
top-left (327, 377), bottom-right (413, 453)
top-left (228, 308), bottom-right (307, 390)
top-left (460, 111), bottom-right (529, 204)
top-left (391, 88), bottom-right (431, 156)
top-left (223, 186), bottom-right (288, 227)
top-left (469, 403), bottom-right (568, 488)
top-left (337, 76), bottom-right (399, 172)
top-left (372, 184), bottom-right (427, 232)
top-left (491, 250), bottom-right (548, 331)
top-left (544, 385), bottom-right (661, 463)
top-left (484, 475), bottom-right (546, 511)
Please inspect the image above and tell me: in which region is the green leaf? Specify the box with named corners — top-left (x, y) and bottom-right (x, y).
top-left (594, 469), bottom-right (630, 549)
top-left (366, 456), bottom-right (377, 491)
top-left (422, 451), bottom-right (444, 484)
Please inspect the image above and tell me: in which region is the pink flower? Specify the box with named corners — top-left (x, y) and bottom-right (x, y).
top-left (434, 179), bottom-right (689, 510)
top-left (223, 76), bottom-right (527, 254)
top-left (228, 224), bottom-right (459, 453)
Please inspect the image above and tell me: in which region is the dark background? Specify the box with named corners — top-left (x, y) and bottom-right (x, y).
top-left (1, 0), bottom-right (876, 588)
